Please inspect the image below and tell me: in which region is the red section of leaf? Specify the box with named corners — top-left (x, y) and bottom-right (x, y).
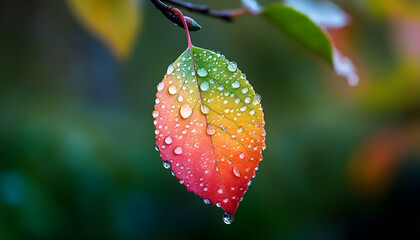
top-left (153, 47), bottom-right (265, 216)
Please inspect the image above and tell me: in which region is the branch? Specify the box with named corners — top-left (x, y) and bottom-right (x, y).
top-left (150, 0), bottom-right (251, 31)
top-left (162, 0), bottom-right (250, 21)
top-left (150, 0), bottom-right (202, 31)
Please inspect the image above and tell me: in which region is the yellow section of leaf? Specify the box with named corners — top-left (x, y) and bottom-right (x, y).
top-left (67, 0), bottom-right (141, 59)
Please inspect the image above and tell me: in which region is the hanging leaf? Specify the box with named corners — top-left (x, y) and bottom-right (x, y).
top-left (67, 0), bottom-right (141, 59)
top-left (263, 3), bottom-right (334, 66)
top-left (153, 46), bottom-right (266, 222)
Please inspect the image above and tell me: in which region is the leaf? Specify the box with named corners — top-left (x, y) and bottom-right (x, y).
top-left (67, 0), bottom-right (141, 59)
top-left (153, 46), bottom-right (266, 219)
top-left (262, 3), bottom-right (334, 66)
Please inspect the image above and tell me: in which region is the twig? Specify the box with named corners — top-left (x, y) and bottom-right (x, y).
top-left (150, 0), bottom-right (250, 31)
top-left (150, 0), bottom-right (201, 31)
top-left (162, 0), bottom-right (249, 21)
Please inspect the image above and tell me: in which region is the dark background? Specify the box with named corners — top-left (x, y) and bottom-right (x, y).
top-left (1, 0), bottom-right (419, 239)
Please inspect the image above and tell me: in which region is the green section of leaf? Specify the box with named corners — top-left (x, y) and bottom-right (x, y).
top-left (262, 3), bottom-right (333, 65)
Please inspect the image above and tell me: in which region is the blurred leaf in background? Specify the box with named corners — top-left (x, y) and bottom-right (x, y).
top-left (263, 3), bottom-right (334, 66)
top-left (348, 124), bottom-right (420, 199)
top-left (368, 0), bottom-right (420, 19)
top-left (263, 0), bottom-right (359, 85)
top-left (67, 0), bottom-right (142, 59)
top-left (357, 63), bottom-right (420, 115)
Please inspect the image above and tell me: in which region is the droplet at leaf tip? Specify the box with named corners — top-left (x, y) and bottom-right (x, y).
top-left (223, 212), bottom-right (234, 224)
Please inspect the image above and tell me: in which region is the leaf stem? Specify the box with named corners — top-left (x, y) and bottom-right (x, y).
top-left (150, 0), bottom-right (199, 31)
top-left (171, 7), bottom-right (192, 49)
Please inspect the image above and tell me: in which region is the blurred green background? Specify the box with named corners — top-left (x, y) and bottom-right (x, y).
top-left (1, 0), bottom-right (419, 239)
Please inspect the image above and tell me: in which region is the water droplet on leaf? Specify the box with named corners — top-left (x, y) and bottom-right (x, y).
top-left (200, 81), bottom-right (209, 91)
top-left (231, 81), bottom-right (240, 89)
top-left (201, 105), bottom-right (209, 115)
top-left (163, 161), bottom-right (171, 169)
top-left (253, 93), bottom-right (261, 105)
top-left (180, 104), bottom-right (192, 118)
top-left (168, 85), bottom-right (177, 95)
top-left (233, 165), bottom-right (241, 177)
top-left (174, 146), bottom-right (183, 155)
top-left (157, 82), bottom-right (164, 91)
top-left (197, 67), bottom-right (208, 77)
top-left (228, 62), bottom-right (237, 72)
top-left (207, 125), bottom-right (216, 135)
top-left (165, 136), bottom-right (173, 144)
top-left (167, 64), bottom-right (174, 74)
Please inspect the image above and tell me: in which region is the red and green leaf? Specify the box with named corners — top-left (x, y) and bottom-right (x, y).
top-left (153, 46), bottom-right (266, 220)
